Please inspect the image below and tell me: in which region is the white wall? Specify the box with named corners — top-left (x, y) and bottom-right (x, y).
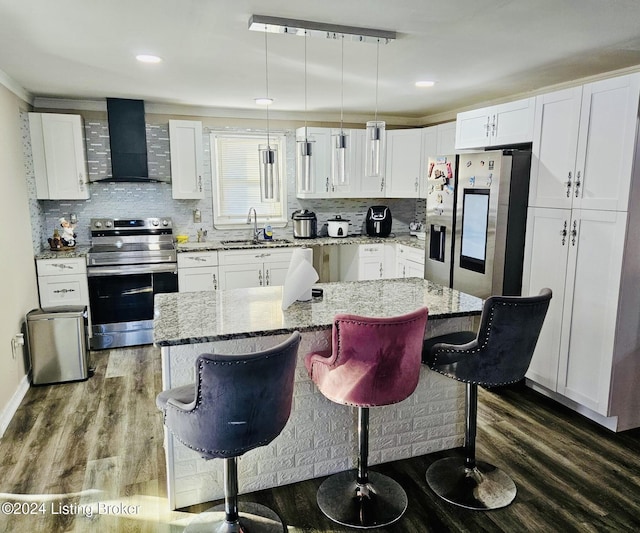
top-left (0, 83), bottom-right (38, 436)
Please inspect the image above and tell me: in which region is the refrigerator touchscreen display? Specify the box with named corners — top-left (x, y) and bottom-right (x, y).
top-left (460, 188), bottom-right (489, 273)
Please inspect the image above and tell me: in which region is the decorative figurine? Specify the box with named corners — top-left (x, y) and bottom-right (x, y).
top-left (58, 217), bottom-right (77, 247)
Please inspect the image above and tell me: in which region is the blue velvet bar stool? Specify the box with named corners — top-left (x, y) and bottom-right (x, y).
top-left (305, 307), bottom-right (429, 529)
top-left (156, 332), bottom-right (301, 533)
top-left (422, 288), bottom-right (552, 510)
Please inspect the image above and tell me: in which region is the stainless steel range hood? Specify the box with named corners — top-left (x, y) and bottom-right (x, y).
top-left (101, 98), bottom-right (159, 182)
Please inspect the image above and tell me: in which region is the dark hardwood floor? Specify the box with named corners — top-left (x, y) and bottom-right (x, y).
top-left (1, 346), bottom-right (639, 532)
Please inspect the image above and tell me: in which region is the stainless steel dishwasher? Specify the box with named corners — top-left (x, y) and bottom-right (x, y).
top-left (26, 306), bottom-right (90, 385)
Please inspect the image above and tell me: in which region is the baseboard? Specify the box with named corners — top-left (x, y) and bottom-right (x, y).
top-left (0, 375), bottom-right (30, 438)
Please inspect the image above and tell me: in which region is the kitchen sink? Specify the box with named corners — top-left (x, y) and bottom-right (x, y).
top-left (221, 238), bottom-right (292, 247)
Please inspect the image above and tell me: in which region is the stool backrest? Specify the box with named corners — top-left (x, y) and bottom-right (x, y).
top-left (431, 288), bottom-right (552, 386)
top-left (164, 332), bottom-right (301, 459)
top-left (327, 307), bottom-right (428, 407)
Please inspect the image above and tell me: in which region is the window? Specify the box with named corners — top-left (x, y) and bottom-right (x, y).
top-left (210, 132), bottom-right (288, 227)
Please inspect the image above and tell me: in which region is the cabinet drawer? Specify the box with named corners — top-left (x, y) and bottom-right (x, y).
top-left (37, 257), bottom-right (86, 276)
top-left (177, 251), bottom-right (219, 268)
top-left (397, 244), bottom-right (424, 264)
top-left (359, 244), bottom-right (384, 256)
top-left (220, 248), bottom-right (294, 266)
top-left (38, 275), bottom-right (88, 307)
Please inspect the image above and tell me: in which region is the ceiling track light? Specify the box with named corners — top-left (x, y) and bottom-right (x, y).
top-left (249, 15), bottom-right (396, 44)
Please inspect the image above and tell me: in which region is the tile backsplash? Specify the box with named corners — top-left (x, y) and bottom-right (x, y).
top-left (23, 112), bottom-right (425, 251)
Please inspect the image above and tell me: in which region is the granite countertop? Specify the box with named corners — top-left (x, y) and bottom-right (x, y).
top-left (35, 245), bottom-right (91, 260)
top-left (154, 278), bottom-right (482, 346)
top-left (176, 233), bottom-right (425, 253)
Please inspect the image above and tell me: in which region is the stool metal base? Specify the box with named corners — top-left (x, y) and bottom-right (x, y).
top-left (184, 502), bottom-right (284, 533)
top-left (426, 457), bottom-right (517, 510)
top-left (316, 470), bottom-right (408, 529)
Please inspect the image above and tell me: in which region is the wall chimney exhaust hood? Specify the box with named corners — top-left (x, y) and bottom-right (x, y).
top-left (102, 98), bottom-right (159, 182)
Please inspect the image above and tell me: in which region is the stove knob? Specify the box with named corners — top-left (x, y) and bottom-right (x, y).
top-left (162, 219), bottom-right (169, 227)
top-left (94, 221), bottom-right (102, 228)
top-left (151, 219), bottom-right (159, 226)
top-left (105, 220), bottom-right (113, 228)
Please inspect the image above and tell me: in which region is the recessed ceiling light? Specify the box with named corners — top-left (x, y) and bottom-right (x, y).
top-left (255, 97), bottom-right (274, 105)
top-left (136, 54), bottom-right (162, 64)
top-left (415, 80), bottom-right (436, 88)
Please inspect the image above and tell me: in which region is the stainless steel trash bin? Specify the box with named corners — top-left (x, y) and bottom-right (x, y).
top-left (26, 306), bottom-right (89, 385)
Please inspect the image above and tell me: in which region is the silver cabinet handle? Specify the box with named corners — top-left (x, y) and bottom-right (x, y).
top-left (52, 263), bottom-right (74, 270)
top-left (414, 177), bottom-right (419, 192)
top-left (79, 172), bottom-right (85, 190)
top-left (380, 178), bottom-right (385, 192)
top-left (188, 256), bottom-right (207, 262)
top-left (212, 273), bottom-right (217, 290)
top-left (379, 263), bottom-right (383, 278)
top-left (326, 177), bottom-right (330, 192)
top-left (258, 270), bottom-right (263, 286)
top-left (485, 116), bottom-right (491, 138)
top-left (566, 171), bottom-right (572, 198)
top-left (198, 175), bottom-right (203, 192)
top-left (491, 114), bottom-right (497, 136)
top-left (53, 288), bottom-right (75, 294)
top-left (574, 171), bottom-right (581, 198)
top-left (561, 220), bottom-right (568, 246)
top-left (266, 270), bottom-right (270, 286)
top-left (570, 220), bottom-right (578, 246)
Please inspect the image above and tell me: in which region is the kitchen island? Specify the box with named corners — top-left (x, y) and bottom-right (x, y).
top-left (154, 278), bottom-right (483, 509)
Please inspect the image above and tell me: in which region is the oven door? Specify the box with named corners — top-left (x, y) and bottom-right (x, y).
top-left (87, 263), bottom-right (177, 349)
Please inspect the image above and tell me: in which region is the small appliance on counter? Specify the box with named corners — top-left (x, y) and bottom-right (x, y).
top-left (365, 206), bottom-right (392, 237)
top-left (327, 215), bottom-right (349, 238)
top-left (291, 209), bottom-right (317, 238)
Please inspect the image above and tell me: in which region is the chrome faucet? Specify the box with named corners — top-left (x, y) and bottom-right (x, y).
top-left (247, 207), bottom-right (260, 242)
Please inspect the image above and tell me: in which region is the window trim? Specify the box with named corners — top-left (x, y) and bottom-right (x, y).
top-left (210, 131), bottom-right (288, 229)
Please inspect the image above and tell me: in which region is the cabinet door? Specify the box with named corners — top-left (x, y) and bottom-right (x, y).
top-left (529, 87), bottom-right (582, 209)
top-left (386, 129), bottom-right (422, 198)
top-left (38, 274), bottom-right (90, 308)
top-left (219, 264), bottom-right (263, 289)
top-left (436, 122), bottom-right (457, 155)
top-left (264, 261), bottom-right (292, 286)
top-left (573, 74), bottom-right (640, 211)
top-left (522, 207), bottom-right (571, 391)
top-left (296, 127), bottom-right (332, 198)
top-left (360, 256), bottom-right (384, 280)
top-left (455, 107), bottom-right (492, 150)
top-left (558, 210), bottom-right (626, 414)
top-left (31, 113), bottom-right (89, 200)
top-left (178, 267), bottom-right (218, 292)
top-left (170, 120), bottom-right (204, 199)
top-left (492, 97), bottom-right (536, 146)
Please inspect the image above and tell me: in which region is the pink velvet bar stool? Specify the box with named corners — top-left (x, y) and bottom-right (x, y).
top-left (305, 307), bottom-right (428, 529)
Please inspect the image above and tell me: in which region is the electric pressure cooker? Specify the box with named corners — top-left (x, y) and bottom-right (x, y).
top-left (291, 209), bottom-right (317, 238)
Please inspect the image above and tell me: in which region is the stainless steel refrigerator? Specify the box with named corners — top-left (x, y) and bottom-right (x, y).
top-left (424, 149), bottom-right (531, 299)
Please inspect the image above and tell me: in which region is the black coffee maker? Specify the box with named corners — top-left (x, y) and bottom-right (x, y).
top-left (365, 206), bottom-right (392, 237)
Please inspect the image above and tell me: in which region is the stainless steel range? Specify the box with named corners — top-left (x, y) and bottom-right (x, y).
top-left (87, 217), bottom-right (177, 350)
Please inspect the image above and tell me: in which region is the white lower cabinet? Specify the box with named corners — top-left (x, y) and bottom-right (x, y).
top-left (522, 207), bottom-right (639, 430)
top-left (36, 257), bottom-right (91, 331)
top-left (177, 251), bottom-right (219, 292)
top-left (339, 244), bottom-right (393, 281)
top-left (396, 244), bottom-right (425, 279)
top-left (218, 249), bottom-right (294, 290)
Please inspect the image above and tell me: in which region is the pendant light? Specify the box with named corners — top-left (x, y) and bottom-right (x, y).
top-left (332, 34), bottom-right (349, 186)
top-left (296, 30), bottom-right (314, 193)
top-left (365, 38), bottom-right (385, 179)
top-left (258, 29), bottom-right (280, 202)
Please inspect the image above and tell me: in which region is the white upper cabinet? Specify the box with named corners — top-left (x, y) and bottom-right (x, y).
top-left (29, 113), bottom-right (89, 200)
top-left (529, 74), bottom-right (640, 211)
top-left (385, 129), bottom-right (423, 198)
top-left (455, 97), bottom-right (536, 150)
top-left (295, 127), bottom-right (332, 199)
top-left (170, 120), bottom-right (204, 199)
top-left (435, 121), bottom-right (457, 155)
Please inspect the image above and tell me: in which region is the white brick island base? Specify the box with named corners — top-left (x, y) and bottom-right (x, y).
top-left (160, 316), bottom-right (471, 510)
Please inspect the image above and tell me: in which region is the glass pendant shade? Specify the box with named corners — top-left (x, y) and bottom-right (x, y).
top-left (259, 144), bottom-right (280, 202)
top-left (332, 131), bottom-right (349, 185)
top-left (296, 139), bottom-right (314, 193)
top-left (365, 120), bottom-right (386, 178)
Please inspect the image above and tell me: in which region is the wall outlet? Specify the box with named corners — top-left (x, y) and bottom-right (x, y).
top-left (193, 209), bottom-right (201, 223)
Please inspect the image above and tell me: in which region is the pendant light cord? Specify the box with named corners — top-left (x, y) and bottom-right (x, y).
top-left (304, 30), bottom-right (308, 140)
top-left (374, 38), bottom-right (380, 122)
top-left (340, 34), bottom-right (344, 133)
top-left (264, 29), bottom-right (271, 147)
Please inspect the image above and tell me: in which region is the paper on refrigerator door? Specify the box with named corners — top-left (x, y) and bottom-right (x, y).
top-left (281, 247), bottom-right (319, 310)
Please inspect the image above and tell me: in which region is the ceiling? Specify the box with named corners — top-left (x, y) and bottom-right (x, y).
top-left (2, 0), bottom-right (640, 124)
